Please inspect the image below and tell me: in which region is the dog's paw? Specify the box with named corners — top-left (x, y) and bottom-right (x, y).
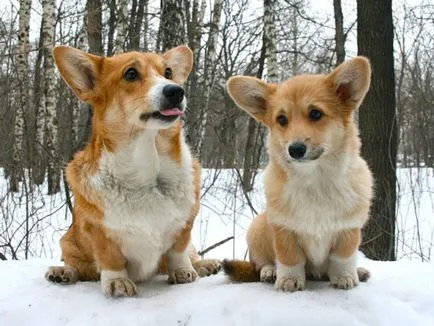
top-left (357, 267), bottom-right (370, 282)
top-left (45, 265), bottom-right (78, 285)
top-left (168, 268), bottom-right (198, 284)
top-left (102, 278), bottom-right (137, 297)
top-left (193, 259), bottom-right (221, 277)
top-left (275, 276), bottom-right (305, 292)
top-left (260, 265), bottom-right (276, 283)
top-left (330, 274), bottom-right (359, 289)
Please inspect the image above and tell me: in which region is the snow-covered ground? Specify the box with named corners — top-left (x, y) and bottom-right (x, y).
top-left (0, 167), bottom-right (433, 325)
top-left (1, 257), bottom-right (434, 326)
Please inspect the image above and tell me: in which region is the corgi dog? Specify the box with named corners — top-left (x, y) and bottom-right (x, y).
top-left (45, 45), bottom-right (220, 297)
top-left (223, 57), bottom-right (374, 291)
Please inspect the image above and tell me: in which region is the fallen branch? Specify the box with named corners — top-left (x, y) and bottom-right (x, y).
top-left (198, 236), bottom-right (234, 257)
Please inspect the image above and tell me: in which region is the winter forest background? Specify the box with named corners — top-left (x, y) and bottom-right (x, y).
top-left (0, 0), bottom-right (433, 264)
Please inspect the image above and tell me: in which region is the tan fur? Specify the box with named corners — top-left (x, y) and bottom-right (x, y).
top-left (45, 46), bottom-right (220, 295)
top-left (225, 57), bottom-right (374, 290)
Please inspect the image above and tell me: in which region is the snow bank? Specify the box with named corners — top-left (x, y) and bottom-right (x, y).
top-left (0, 258), bottom-right (433, 326)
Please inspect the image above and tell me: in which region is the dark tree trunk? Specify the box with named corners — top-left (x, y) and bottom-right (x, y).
top-left (106, 0), bottom-right (116, 56)
top-left (158, 0), bottom-right (185, 52)
top-left (86, 0), bottom-right (103, 55)
top-left (357, 0), bottom-right (397, 261)
top-left (333, 0), bottom-right (345, 66)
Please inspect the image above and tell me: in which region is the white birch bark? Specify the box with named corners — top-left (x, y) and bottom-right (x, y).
top-left (196, 0), bottom-right (222, 157)
top-left (11, 0), bottom-right (32, 190)
top-left (114, 0), bottom-right (129, 54)
top-left (264, 0), bottom-right (278, 83)
top-left (42, 0), bottom-right (60, 194)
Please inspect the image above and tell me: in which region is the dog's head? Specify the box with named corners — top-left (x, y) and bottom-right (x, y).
top-left (53, 45), bottom-right (193, 139)
top-left (226, 57), bottom-right (371, 166)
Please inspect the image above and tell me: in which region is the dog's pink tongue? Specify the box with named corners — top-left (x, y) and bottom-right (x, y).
top-left (160, 108), bottom-right (184, 116)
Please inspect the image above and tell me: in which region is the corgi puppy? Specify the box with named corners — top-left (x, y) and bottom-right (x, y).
top-left (45, 45), bottom-right (220, 297)
top-left (223, 57), bottom-right (373, 291)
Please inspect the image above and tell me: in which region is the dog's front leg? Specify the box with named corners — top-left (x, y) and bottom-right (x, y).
top-left (272, 224), bottom-right (306, 292)
top-left (327, 228), bottom-right (361, 289)
top-left (167, 221), bottom-right (198, 284)
top-left (89, 225), bottom-right (137, 297)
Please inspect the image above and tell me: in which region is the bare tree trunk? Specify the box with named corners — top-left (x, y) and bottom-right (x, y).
top-left (195, 0), bottom-right (222, 158)
top-left (241, 0), bottom-right (275, 192)
top-left (107, 0), bottom-right (116, 56)
top-left (142, 0), bottom-right (149, 51)
top-left (159, 0), bottom-right (186, 52)
top-left (333, 0), bottom-right (345, 66)
top-left (11, 0), bottom-right (32, 192)
top-left (264, 0), bottom-right (278, 82)
top-left (42, 0), bottom-right (60, 194)
top-left (357, 0), bottom-right (397, 261)
top-left (86, 0), bottom-right (103, 55)
top-left (130, 0), bottom-right (146, 50)
top-left (114, 0), bottom-right (129, 54)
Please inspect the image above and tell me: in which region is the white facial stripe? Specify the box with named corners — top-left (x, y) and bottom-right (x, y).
top-left (148, 76), bottom-right (187, 113)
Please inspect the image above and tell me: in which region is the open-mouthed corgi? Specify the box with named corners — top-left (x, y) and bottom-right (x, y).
top-left (223, 57), bottom-right (374, 291)
top-left (45, 45), bottom-right (220, 297)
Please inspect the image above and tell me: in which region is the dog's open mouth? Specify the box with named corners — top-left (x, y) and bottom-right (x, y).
top-left (140, 107), bottom-right (184, 122)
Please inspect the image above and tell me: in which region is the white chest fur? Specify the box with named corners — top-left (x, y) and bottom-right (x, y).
top-left (267, 155), bottom-right (369, 267)
top-left (91, 131), bottom-right (195, 281)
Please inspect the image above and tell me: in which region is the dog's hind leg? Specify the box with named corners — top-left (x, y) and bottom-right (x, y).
top-left (46, 226), bottom-right (99, 285)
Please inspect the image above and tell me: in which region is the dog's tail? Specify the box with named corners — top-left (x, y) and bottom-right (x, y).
top-left (222, 259), bottom-right (259, 282)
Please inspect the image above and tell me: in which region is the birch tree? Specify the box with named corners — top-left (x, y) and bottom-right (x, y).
top-left (241, 0), bottom-right (277, 192)
top-left (195, 0), bottom-right (223, 157)
top-left (114, 0), bottom-right (129, 54)
top-left (42, 0), bottom-right (60, 194)
top-left (158, 0), bottom-right (186, 51)
top-left (11, 0), bottom-right (32, 191)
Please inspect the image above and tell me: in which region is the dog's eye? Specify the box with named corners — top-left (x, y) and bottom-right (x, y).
top-left (124, 68), bottom-right (138, 81)
top-left (276, 115), bottom-right (288, 126)
top-left (164, 67), bottom-right (173, 80)
top-left (309, 109), bottom-right (323, 121)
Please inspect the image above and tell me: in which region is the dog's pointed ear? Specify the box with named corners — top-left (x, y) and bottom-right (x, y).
top-left (163, 45), bottom-right (193, 84)
top-left (226, 76), bottom-right (271, 122)
top-left (53, 46), bottom-right (102, 102)
top-left (327, 56), bottom-right (371, 109)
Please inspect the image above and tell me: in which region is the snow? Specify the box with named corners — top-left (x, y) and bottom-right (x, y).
top-left (0, 167), bottom-right (433, 325)
top-left (1, 258), bottom-right (434, 326)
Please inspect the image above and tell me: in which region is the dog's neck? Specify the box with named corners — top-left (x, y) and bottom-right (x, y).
top-left (100, 129), bottom-right (161, 185)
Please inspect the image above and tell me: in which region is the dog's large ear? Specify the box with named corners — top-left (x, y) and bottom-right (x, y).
top-left (226, 76), bottom-right (271, 122)
top-left (327, 56), bottom-right (371, 109)
top-left (53, 46), bottom-right (102, 102)
top-left (163, 45), bottom-right (193, 84)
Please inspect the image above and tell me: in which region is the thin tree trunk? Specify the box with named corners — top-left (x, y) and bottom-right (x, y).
top-left (241, 0), bottom-right (275, 192)
top-left (357, 0), bottom-right (397, 261)
top-left (11, 0), bottom-right (32, 192)
top-left (107, 0), bottom-right (116, 56)
top-left (86, 0), bottom-right (103, 55)
top-left (33, 7), bottom-right (46, 185)
top-left (114, 0), bottom-right (129, 54)
top-left (196, 0), bottom-right (222, 158)
top-left (42, 0), bottom-right (60, 194)
top-left (142, 0), bottom-right (149, 51)
top-left (333, 0), bottom-right (345, 66)
top-left (130, 0), bottom-right (146, 50)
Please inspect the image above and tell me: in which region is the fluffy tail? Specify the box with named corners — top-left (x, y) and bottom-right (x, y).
top-left (222, 259), bottom-right (259, 282)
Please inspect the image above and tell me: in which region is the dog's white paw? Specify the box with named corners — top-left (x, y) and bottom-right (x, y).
top-left (168, 268), bottom-right (198, 284)
top-left (45, 265), bottom-right (78, 285)
top-left (193, 259), bottom-right (221, 277)
top-left (330, 274), bottom-right (359, 290)
top-left (275, 276), bottom-right (305, 292)
top-left (260, 265), bottom-right (276, 283)
top-left (102, 277), bottom-right (137, 297)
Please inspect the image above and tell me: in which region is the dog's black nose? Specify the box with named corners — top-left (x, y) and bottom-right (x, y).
top-left (163, 84), bottom-right (184, 106)
top-left (288, 142), bottom-right (307, 159)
